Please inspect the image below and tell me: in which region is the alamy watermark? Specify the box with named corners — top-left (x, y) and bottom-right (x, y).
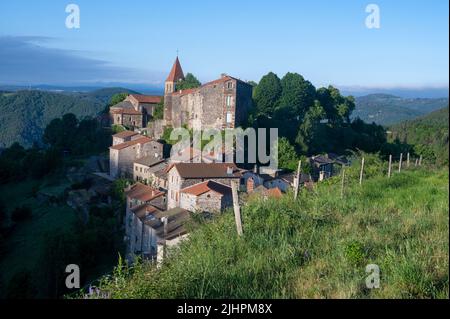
top-left (365, 4), bottom-right (381, 29)
top-left (365, 264), bottom-right (380, 289)
top-left (65, 4), bottom-right (80, 29)
top-left (169, 127), bottom-right (279, 169)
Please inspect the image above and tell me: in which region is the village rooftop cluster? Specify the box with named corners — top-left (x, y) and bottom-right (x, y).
top-left (107, 58), bottom-right (350, 263)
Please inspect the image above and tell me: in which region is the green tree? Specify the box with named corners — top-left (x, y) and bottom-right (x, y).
top-left (296, 101), bottom-right (327, 154)
top-left (153, 97), bottom-right (164, 120)
top-left (109, 93), bottom-right (128, 106)
top-left (253, 72), bottom-right (282, 117)
top-left (176, 73), bottom-right (201, 91)
top-left (277, 72), bottom-right (316, 118)
top-left (277, 137), bottom-right (299, 170)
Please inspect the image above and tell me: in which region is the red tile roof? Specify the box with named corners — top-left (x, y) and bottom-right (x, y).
top-left (129, 94), bottom-right (162, 104)
top-left (109, 136), bottom-right (152, 150)
top-left (125, 183), bottom-right (164, 202)
top-left (181, 180), bottom-right (231, 196)
top-left (166, 57), bottom-right (185, 82)
top-left (112, 130), bottom-right (139, 139)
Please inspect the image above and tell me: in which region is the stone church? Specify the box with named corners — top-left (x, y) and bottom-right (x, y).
top-left (109, 57), bottom-right (253, 132)
top-left (163, 57), bottom-right (253, 130)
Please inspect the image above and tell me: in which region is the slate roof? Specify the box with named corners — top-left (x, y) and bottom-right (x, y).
top-left (166, 163), bottom-right (241, 179)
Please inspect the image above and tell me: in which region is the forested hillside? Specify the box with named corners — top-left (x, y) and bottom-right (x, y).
top-left (0, 88), bottom-right (135, 148)
top-left (389, 107), bottom-right (449, 165)
top-left (352, 94), bottom-right (448, 125)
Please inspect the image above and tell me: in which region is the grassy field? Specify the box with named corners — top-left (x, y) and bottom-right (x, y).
top-left (94, 166), bottom-right (449, 299)
top-left (0, 178), bottom-right (78, 298)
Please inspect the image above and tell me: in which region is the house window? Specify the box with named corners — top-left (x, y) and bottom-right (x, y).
top-left (227, 82), bottom-right (233, 89)
top-left (226, 95), bottom-right (232, 107)
top-left (226, 113), bottom-right (232, 123)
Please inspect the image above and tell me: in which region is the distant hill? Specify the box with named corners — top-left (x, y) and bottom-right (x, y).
top-left (389, 107), bottom-right (449, 165)
top-left (352, 94), bottom-right (449, 125)
top-left (0, 87), bottom-right (137, 148)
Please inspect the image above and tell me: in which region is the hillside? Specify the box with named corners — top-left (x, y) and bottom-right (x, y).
top-left (389, 107), bottom-right (449, 165)
top-left (352, 94), bottom-right (449, 125)
top-left (0, 88), bottom-right (136, 148)
top-left (90, 167), bottom-right (449, 299)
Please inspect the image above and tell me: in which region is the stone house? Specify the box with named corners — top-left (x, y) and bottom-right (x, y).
top-left (179, 180), bottom-right (232, 213)
top-left (109, 136), bottom-right (164, 178)
top-left (124, 183), bottom-right (189, 262)
top-left (133, 157), bottom-right (167, 185)
top-left (110, 94), bottom-right (162, 129)
top-left (243, 169), bottom-right (312, 193)
top-left (164, 57), bottom-right (253, 130)
top-left (166, 163), bottom-right (242, 209)
top-left (110, 107), bottom-right (145, 129)
top-left (310, 155), bottom-right (337, 181)
top-left (112, 130), bottom-right (140, 146)
top-left (126, 206), bottom-right (190, 262)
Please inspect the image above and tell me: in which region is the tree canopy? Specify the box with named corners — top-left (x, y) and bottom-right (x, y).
top-left (176, 73), bottom-right (201, 91)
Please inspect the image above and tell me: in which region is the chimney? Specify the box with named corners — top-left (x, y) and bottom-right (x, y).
top-left (227, 166), bottom-right (234, 176)
top-left (221, 73), bottom-right (227, 78)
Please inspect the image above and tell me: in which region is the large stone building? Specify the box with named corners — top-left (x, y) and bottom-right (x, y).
top-left (109, 133), bottom-right (164, 178)
top-left (110, 94), bottom-right (162, 129)
top-left (163, 57), bottom-right (253, 130)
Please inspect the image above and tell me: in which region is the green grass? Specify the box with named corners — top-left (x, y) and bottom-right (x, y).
top-left (93, 167), bottom-right (449, 299)
top-left (0, 179), bottom-right (78, 298)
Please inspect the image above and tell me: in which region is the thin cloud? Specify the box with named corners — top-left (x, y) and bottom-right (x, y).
top-left (0, 36), bottom-right (163, 85)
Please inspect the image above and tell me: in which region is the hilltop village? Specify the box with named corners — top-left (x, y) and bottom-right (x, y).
top-left (108, 58), bottom-right (348, 263)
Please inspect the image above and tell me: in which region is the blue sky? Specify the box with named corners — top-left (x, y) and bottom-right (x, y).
top-left (0, 0), bottom-right (448, 91)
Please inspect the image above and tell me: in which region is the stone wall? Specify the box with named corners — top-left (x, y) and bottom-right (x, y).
top-left (164, 77), bottom-right (253, 130)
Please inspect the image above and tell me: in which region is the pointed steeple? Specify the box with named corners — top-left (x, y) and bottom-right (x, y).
top-left (166, 57), bottom-right (185, 83)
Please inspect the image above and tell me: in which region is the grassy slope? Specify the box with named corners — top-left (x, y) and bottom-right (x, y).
top-left (0, 178), bottom-right (78, 298)
top-left (96, 167), bottom-right (449, 299)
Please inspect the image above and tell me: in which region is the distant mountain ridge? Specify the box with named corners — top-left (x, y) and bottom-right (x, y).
top-left (352, 94), bottom-right (449, 125)
top-left (0, 87), bottom-right (137, 148)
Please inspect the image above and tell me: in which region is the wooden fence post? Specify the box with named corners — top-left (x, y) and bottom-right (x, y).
top-left (388, 155), bottom-right (392, 178)
top-left (398, 153), bottom-right (403, 173)
top-left (359, 157), bottom-right (365, 185)
top-left (341, 167), bottom-right (345, 198)
top-left (415, 158), bottom-right (418, 167)
top-left (231, 180), bottom-right (243, 237)
top-left (407, 153), bottom-right (410, 168)
top-left (294, 160), bottom-right (302, 200)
